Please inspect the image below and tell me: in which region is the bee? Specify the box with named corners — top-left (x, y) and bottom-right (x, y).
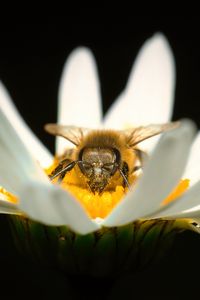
top-left (45, 122), bottom-right (179, 194)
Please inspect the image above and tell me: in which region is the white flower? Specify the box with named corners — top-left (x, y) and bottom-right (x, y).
top-left (0, 33), bottom-right (200, 235)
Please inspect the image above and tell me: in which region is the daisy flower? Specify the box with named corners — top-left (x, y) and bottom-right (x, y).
top-left (0, 33), bottom-right (200, 277)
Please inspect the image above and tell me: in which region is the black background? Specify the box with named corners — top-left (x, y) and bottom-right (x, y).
top-left (0, 16), bottom-right (200, 299)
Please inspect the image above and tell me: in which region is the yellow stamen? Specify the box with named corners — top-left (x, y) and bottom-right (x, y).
top-left (0, 161), bottom-right (190, 219)
top-left (46, 160), bottom-right (190, 219)
top-left (46, 160), bottom-right (128, 219)
top-left (162, 179), bottom-right (190, 205)
top-left (63, 182), bottom-right (125, 219)
top-left (0, 187), bottom-right (18, 203)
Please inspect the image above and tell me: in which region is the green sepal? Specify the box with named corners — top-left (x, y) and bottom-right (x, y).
top-left (115, 224), bottom-right (134, 269)
top-left (8, 216), bottom-right (189, 278)
top-left (91, 230), bottom-right (116, 277)
top-left (73, 233), bottom-right (95, 275)
top-left (57, 226), bottom-right (77, 274)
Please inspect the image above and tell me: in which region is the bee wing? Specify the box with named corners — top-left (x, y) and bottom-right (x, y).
top-left (44, 124), bottom-right (90, 146)
top-left (123, 121), bottom-right (180, 147)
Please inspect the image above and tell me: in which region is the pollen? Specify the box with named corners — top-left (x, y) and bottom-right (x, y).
top-left (162, 179), bottom-right (190, 205)
top-left (0, 187), bottom-right (18, 203)
top-left (0, 165), bottom-right (190, 220)
top-left (46, 160), bottom-right (126, 219)
top-left (63, 183), bottom-right (125, 219)
top-left (46, 160), bottom-right (190, 219)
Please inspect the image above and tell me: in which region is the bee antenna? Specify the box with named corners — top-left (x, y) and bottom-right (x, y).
top-left (118, 168), bottom-right (130, 190)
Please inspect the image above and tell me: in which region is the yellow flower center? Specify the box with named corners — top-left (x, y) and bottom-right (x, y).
top-left (0, 187), bottom-right (18, 203)
top-left (45, 159), bottom-right (190, 219)
top-left (162, 179), bottom-right (190, 205)
top-left (0, 161), bottom-right (190, 220)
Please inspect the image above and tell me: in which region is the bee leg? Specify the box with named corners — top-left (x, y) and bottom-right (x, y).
top-left (49, 158), bottom-right (73, 182)
top-left (120, 162), bottom-right (130, 189)
top-left (57, 170), bottom-right (68, 183)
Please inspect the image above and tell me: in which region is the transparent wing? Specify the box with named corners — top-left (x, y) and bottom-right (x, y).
top-left (44, 124), bottom-right (90, 146)
top-left (123, 121), bottom-right (179, 147)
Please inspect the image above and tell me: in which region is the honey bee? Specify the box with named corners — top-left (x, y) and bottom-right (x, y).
top-left (45, 122), bottom-right (179, 193)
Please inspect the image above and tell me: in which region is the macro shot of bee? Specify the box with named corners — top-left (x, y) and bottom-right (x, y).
top-left (45, 122), bottom-right (179, 195)
top-left (2, 31), bottom-right (200, 287)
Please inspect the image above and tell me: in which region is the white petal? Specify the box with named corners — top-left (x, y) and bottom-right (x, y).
top-left (0, 82), bottom-right (53, 168)
top-left (103, 33), bottom-right (175, 151)
top-left (0, 110), bottom-right (48, 195)
top-left (104, 120), bottom-right (196, 227)
top-left (0, 195), bottom-right (21, 215)
top-left (183, 131), bottom-right (200, 185)
top-left (150, 180), bottom-right (200, 219)
top-left (18, 182), bottom-right (100, 235)
top-left (57, 47), bottom-right (102, 154)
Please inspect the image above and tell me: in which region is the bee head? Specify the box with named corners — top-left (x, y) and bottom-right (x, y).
top-left (78, 147), bottom-right (120, 180)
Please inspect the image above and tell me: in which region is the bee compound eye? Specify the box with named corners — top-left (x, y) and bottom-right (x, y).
top-left (102, 163), bottom-right (115, 172)
top-left (80, 162), bottom-right (93, 174)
